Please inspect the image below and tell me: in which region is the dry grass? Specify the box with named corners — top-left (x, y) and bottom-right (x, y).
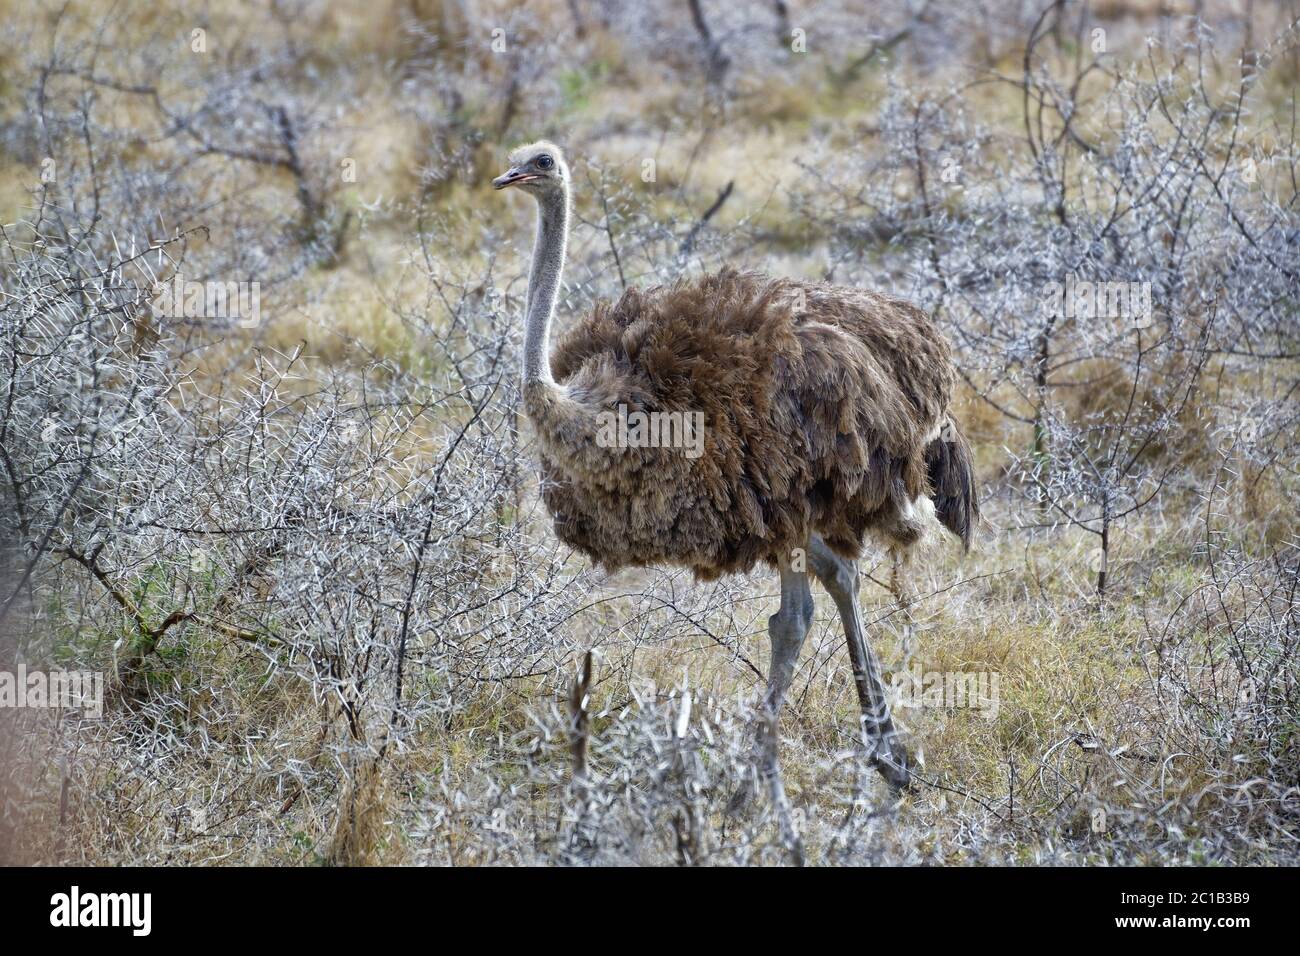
top-left (0, 0), bottom-right (1295, 866)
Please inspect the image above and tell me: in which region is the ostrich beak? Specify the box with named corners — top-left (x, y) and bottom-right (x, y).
top-left (492, 167), bottom-right (539, 190)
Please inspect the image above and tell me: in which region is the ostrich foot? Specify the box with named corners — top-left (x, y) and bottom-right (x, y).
top-left (872, 738), bottom-right (917, 793)
top-left (724, 766), bottom-right (804, 864)
top-left (724, 775), bottom-right (758, 817)
top-left (724, 750), bottom-right (774, 817)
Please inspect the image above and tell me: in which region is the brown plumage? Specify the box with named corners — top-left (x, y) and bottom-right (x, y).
top-left (528, 269), bottom-right (974, 579)
top-left (494, 140), bottom-right (978, 799)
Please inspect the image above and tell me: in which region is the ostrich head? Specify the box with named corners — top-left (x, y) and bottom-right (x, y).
top-left (492, 141), bottom-right (569, 198)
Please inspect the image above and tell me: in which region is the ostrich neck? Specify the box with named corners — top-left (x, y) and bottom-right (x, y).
top-left (523, 189), bottom-right (568, 388)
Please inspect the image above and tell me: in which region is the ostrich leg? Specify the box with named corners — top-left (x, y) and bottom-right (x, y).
top-left (727, 559), bottom-right (812, 823)
top-left (808, 535), bottom-right (914, 791)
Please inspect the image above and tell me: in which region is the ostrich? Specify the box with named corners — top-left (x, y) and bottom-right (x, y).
top-left (493, 141), bottom-right (977, 799)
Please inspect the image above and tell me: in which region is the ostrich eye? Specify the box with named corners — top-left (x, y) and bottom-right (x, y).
top-left (536, 155), bottom-right (554, 170)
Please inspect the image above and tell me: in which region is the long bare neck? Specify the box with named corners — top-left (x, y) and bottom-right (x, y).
top-left (523, 188), bottom-right (568, 387)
